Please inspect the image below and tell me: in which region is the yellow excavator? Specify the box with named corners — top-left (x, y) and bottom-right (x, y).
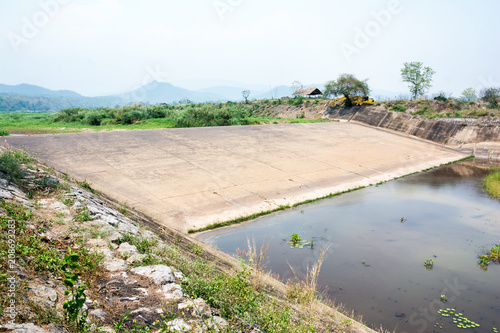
top-left (329, 96), bottom-right (374, 106)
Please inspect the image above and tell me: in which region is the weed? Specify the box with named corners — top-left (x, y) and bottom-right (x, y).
top-left (286, 244), bottom-right (331, 305)
top-left (189, 243), bottom-right (203, 255)
top-left (61, 248), bottom-right (90, 332)
top-left (424, 259), bottom-right (434, 270)
top-left (75, 209), bottom-right (91, 222)
top-left (78, 178), bottom-right (94, 193)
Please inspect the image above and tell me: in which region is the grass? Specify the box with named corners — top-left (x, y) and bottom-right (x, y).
top-left (0, 106), bottom-right (330, 135)
top-left (483, 171), bottom-right (500, 200)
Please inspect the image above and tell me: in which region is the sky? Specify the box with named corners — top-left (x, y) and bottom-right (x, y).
top-left (1, 0), bottom-right (499, 97)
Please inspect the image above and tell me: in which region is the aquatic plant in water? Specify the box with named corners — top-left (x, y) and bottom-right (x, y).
top-left (424, 259), bottom-right (434, 270)
top-left (478, 244), bottom-right (500, 269)
top-left (437, 308), bottom-right (480, 329)
top-left (288, 233), bottom-right (310, 248)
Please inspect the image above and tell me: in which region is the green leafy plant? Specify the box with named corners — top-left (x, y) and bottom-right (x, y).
top-left (61, 248), bottom-right (90, 333)
top-left (424, 259), bottom-right (434, 270)
top-left (288, 233), bottom-right (311, 248)
top-left (189, 243), bottom-right (203, 255)
top-left (290, 233), bottom-right (301, 245)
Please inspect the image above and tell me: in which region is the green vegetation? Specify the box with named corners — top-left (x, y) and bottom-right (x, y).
top-left (483, 170), bottom-right (500, 200)
top-left (0, 148), bottom-right (35, 182)
top-left (478, 244), bottom-right (500, 270)
top-left (288, 233), bottom-right (311, 248)
top-left (61, 250), bottom-right (90, 333)
top-left (424, 259), bottom-right (434, 270)
top-left (390, 104), bottom-right (406, 112)
top-left (324, 73), bottom-right (370, 107)
top-left (0, 102), bottom-right (330, 134)
top-left (401, 61), bottom-right (436, 99)
top-left (0, 129), bottom-right (9, 136)
top-left (461, 88), bottom-right (478, 101)
top-left (437, 308), bottom-right (480, 330)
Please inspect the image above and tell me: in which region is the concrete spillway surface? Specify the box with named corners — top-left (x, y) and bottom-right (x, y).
top-left (6, 122), bottom-right (467, 233)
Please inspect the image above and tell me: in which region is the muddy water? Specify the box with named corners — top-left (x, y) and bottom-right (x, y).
top-left (196, 162), bottom-right (500, 332)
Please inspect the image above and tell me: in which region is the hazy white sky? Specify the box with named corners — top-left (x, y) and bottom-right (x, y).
top-left (1, 0), bottom-right (499, 97)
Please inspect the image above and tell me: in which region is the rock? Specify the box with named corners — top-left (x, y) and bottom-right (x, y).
top-left (28, 284), bottom-right (58, 305)
top-left (116, 242), bottom-right (139, 256)
top-left (131, 307), bottom-right (153, 315)
top-left (0, 323), bottom-right (48, 332)
top-left (159, 283), bottom-right (183, 300)
top-left (131, 265), bottom-right (175, 285)
top-left (99, 214), bottom-right (121, 227)
top-left (97, 248), bottom-right (115, 260)
top-left (49, 201), bottom-right (70, 215)
top-left (72, 201), bottom-right (85, 211)
top-left (89, 309), bottom-right (107, 321)
top-left (166, 318), bottom-right (192, 332)
top-left (178, 298), bottom-right (210, 318)
top-left (126, 253), bottom-right (145, 264)
top-left (47, 323), bottom-right (70, 333)
top-left (210, 316), bottom-right (229, 329)
top-left (0, 189), bottom-right (13, 199)
top-left (106, 230), bottom-right (124, 243)
top-left (103, 258), bottom-right (128, 272)
top-left (117, 221), bottom-right (139, 235)
top-left (174, 271), bottom-right (185, 281)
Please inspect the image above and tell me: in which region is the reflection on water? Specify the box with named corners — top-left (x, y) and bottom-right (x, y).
top-left (196, 161), bottom-right (500, 332)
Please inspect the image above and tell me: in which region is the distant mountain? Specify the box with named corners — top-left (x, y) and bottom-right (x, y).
top-left (0, 83), bottom-right (82, 98)
top-left (0, 81), bottom-right (410, 112)
top-left (0, 83), bottom-right (126, 112)
top-left (119, 81), bottom-right (226, 104)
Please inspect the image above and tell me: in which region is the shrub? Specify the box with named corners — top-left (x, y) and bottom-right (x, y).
top-left (0, 148), bottom-right (35, 182)
top-left (288, 96), bottom-right (304, 106)
top-left (391, 104), bottom-right (406, 112)
top-left (0, 129), bottom-right (9, 136)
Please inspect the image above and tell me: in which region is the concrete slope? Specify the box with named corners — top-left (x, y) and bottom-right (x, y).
top-left (6, 123), bottom-right (466, 233)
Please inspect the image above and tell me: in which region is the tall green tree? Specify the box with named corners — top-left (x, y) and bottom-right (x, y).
top-left (324, 73), bottom-right (370, 107)
top-left (400, 62), bottom-right (436, 99)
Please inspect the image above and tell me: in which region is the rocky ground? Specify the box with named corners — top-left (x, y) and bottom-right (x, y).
top-left (0, 155), bottom-right (231, 332)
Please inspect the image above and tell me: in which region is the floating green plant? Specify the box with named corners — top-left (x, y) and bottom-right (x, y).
top-left (492, 327), bottom-right (498, 333)
top-left (400, 217), bottom-right (406, 223)
top-left (438, 308), bottom-right (480, 330)
top-left (288, 233), bottom-right (311, 248)
top-left (440, 294), bottom-right (447, 302)
top-left (424, 259), bottom-right (434, 270)
top-left (361, 260), bottom-right (370, 267)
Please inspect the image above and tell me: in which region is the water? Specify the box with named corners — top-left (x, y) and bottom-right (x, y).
top-left (196, 162), bottom-right (500, 332)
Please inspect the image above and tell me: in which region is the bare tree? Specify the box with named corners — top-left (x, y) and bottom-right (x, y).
top-left (291, 81), bottom-right (303, 95)
top-left (241, 90), bottom-right (250, 103)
